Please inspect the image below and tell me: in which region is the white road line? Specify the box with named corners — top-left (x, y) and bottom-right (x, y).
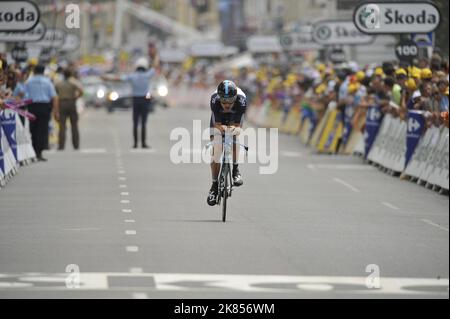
top-left (118, 171), bottom-right (126, 174)
top-left (3, 273), bottom-right (447, 296)
top-left (421, 219), bottom-right (449, 232)
top-left (63, 228), bottom-right (100, 231)
top-left (118, 177), bottom-right (127, 181)
top-left (129, 149), bottom-right (156, 154)
top-left (125, 230), bottom-right (137, 235)
top-left (121, 200), bottom-right (131, 204)
top-left (122, 209), bottom-right (132, 213)
top-left (307, 164), bottom-right (318, 171)
top-left (132, 293), bottom-right (148, 299)
top-left (309, 164), bottom-right (374, 170)
top-left (129, 268), bottom-right (143, 273)
top-left (381, 202), bottom-right (400, 210)
top-left (125, 220), bottom-right (136, 223)
top-left (333, 178), bottom-right (360, 193)
top-left (119, 185), bottom-right (127, 188)
top-left (126, 246), bottom-right (139, 252)
top-left (80, 148), bottom-right (107, 154)
top-left (281, 151), bottom-right (303, 158)
top-left (121, 192), bottom-right (130, 196)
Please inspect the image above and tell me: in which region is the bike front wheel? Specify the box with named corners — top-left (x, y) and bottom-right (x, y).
top-left (221, 165), bottom-right (229, 223)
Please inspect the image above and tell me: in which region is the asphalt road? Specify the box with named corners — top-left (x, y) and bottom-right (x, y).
top-left (0, 104), bottom-right (448, 298)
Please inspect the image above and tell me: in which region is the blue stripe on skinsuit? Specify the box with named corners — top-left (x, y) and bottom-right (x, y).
top-left (225, 82), bottom-right (229, 96)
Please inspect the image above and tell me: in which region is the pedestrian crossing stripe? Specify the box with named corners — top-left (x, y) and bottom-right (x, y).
top-left (0, 273), bottom-right (447, 296)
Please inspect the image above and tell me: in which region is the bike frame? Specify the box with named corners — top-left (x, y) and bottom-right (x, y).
top-left (205, 129), bottom-right (248, 211)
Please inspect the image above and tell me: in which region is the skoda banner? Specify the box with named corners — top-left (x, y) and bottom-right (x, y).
top-left (354, 2), bottom-right (441, 34)
top-left (364, 106), bottom-right (384, 159)
top-left (0, 1), bottom-right (40, 32)
top-left (405, 110), bottom-right (426, 167)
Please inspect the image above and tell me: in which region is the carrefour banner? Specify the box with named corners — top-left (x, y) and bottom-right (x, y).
top-left (0, 120), bottom-right (4, 176)
top-left (301, 104), bottom-right (317, 135)
top-left (405, 110), bottom-right (426, 167)
top-left (342, 104), bottom-right (355, 146)
top-left (364, 106), bottom-right (384, 159)
top-left (0, 110), bottom-right (17, 161)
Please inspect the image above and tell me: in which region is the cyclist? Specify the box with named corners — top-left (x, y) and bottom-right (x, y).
top-left (207, 80), bottom-right (247, 206)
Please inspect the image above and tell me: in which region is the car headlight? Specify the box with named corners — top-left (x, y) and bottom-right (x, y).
top-left (157, 85), bottom-right (168, 97)
top-left (108, 91), bottom-right (119, 101)
top-left (97, 89), bottom-right (105, 99)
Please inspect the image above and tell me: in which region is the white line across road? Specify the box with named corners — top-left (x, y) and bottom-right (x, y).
top-left (126, 246), bottom-right (139, 253)
top-left (80, 148), bottom-right (107, 154)
top-left (333, 178), bottom-right (361, 193)
top-left (381, 202), bottom-right (400, 211)
top-left (0, 273), bottom-right (447, 296)
top-left (308, 164), bottom-right (374, 171)
top-left (125, 230), bottom-right (137, 235)
top-left (124, 220), bottom-right (135, 223)
top-left (421, 219), bottom-right (450, 232)
top-left (281, 151), bottom-right (303, 158)
top-left (129, 268), bottom-right (143, 273)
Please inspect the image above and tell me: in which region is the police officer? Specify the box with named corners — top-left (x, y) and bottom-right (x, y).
top-left (24, 64), bottom-right (59, 161)
top-left (104, 57), bottom-right (155, 148)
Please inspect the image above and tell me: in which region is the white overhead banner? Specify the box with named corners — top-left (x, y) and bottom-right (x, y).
top-left (247, 35), bottom-right (282, 53)
top-left (28, 28), bottom-right (66, 48)
top-left (0, 1), bottom-right (40, 32)
top-left (313, 20), bottom-right (375, 45)
top-left (354, 2), bottom-right (441, 34)
top-left (0, 21), bottom-right (45, 42)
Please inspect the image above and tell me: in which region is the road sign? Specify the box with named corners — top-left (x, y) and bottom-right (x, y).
top-left (0, 1), bottom-right (40, 32)
top-left (395, 40), bottom-right (418, 62)
top-left (354, 2), bottom-right (441, 34)
top-left (0, 21), bottom-right (45, 42)
top-left (11, 43), bottom-right (28, 63)
top-left (312, 20), bottom-right (374, 45)
top-left (279, 32), bottom-right (323, 51)
top-left (411, 32), bottom-right (435, 48)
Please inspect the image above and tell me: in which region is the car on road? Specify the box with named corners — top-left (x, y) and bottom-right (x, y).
top-left (81, 76), bottom-right (108, 108)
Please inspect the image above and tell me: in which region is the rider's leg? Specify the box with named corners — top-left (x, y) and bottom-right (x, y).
top-left (207, 134), bottom-right (222, 206)
top-left (232, 136), bottom-right (243, 186)
top-left (210, 134), bottom-right (222, 181)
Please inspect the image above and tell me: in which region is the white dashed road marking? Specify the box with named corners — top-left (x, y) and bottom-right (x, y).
top-left (381, 202), bottom-right (400, 210)
top-left (125, 230), bottom-right (137, 235)
top-left (126, 246), bottom-right (139, 252)
top-left (333, 178), bottom-right (360, 193)
top-left (421, 219), bottom-right (449, 232)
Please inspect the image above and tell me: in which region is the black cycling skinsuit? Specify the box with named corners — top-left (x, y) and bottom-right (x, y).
top-left (209, 88), bottom-right (247, 131)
